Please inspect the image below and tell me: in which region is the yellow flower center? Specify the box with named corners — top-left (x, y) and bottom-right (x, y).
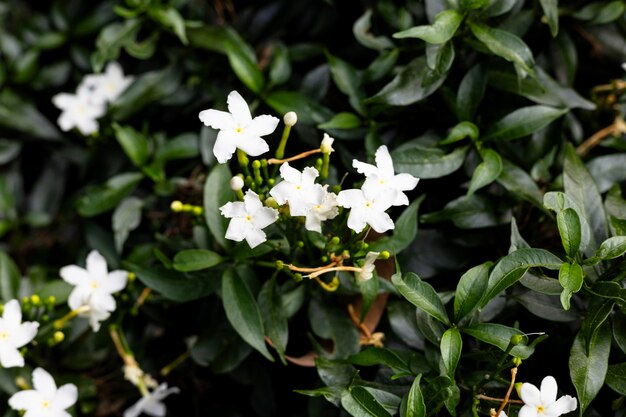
top-left (106, 83), bottom-right (116, 92)
top-left (245, 215), bottom-right (252, 222)
top-left (42, 401), bottom-right (50, 408)
top-left (536, 405), bottom-right (545, 414)
top-left (0, 331), bottom-right (9, 341)
top-left (315, 205), bottom-right (321, 210)
top-left (379, 179), bottom-right (385, 184)
top-left (235, 127), bottom-right (243, 133)
top-left (365, 202), bottom-right (372, 208)
top-left (90, 281), bottom-right (99, 289)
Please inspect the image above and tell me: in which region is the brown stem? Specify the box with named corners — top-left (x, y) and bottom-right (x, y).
top-left (497, 367), bottom-right (518, 415)
top-left (267, 149), bottom-right (321, 164)
top-left (286, 261), bottom-right (338, 273)
top-left (576, 118), bottom-right (626, 156)
top-left (477, 394), bottom-right (523, 404)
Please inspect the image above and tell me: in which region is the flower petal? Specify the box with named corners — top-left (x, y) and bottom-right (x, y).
top-left (76, 117), bottom-right (100, 136)
top-left (235, 134), bottom-right (269, 157)
top-left (142, 399), bottom-right (166, 417)
top-left (520, 382), bottom-right (542, 407)
top-left (366, 211), bottom-right (394, 233)
top-left (540, 376), bottom-right (558, 405)
top-left (252, 207), bottom-right (278, 229)
top-left (268, 181), bottom-right (291, 205)
top-left (102, 270), bottom-right (128, 293)
top-left (518, 405), bottom-right (539, 417)
top-left (346, 209), bottom-right (368, 233)
top-left (8, 390), bottom-right (42, 410)
top-left (32, 367), bottom-right (57, 396)
top-left (53, 384), bottom-right (78, 409)
top-left (198, 109), bottom-right (235, 130)
top-left (352, 160), bottom-right (378, 176)
top-left (304, 214), bottom-right (322, 233)
top-left (68, 286), bottom-right (90, 310)
top-left (301, 167), bottom-right (320, 186)
top-left (213, 130), bottom-right (239, 163)
top-left (60, 265), bottom-right (90, 286)
top-left (545, 395), bottom-right (577, 416)
top-left (52, 93), bottom-right (76, 110)
top-left (394, 173), bottom-right (420, 191)
top-left (220, 201), bottom-right (246, 219)
top-left (11, 321), bottom-right (39, 348)
top-left (224, 218), bottom-right (249, 242)
top-left (227, 91), bottom-right (252, 126)
top-left (248, 115), bottom-right (279, 136)
top-left (244, 227), bottom-right (267, 249)
top-left (374, 145), bottom-right (395, 178)
top-left (91, 292), bottom-right (116, 312)
top-left (2, 300), bottom-right (22, 327)
top-left (86, 250), bottom-right (108, 281)
top-left (243, 190), bottom-right (263, 213)
top-left (337, 189), bottom-right (365, 209)
top-left (123, 397), bottom-right (149, 417)
top-left (0, 343), bottom-right (24, 368)
top-left (279, 163), bottom-right (301, 184)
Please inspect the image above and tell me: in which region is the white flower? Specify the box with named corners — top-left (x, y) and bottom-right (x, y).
top-left (320, 133), bottom-right (334, 154)
top-left (519, 376), bottom-right (577, 417)
top-left (199, 91), bottom-right (279, 163)
top-left (336, 183), bottom-right (397, 233)
top-left (359, 252), bottom-right (380, 281)
top-left (498, 412), bottom-right (507, 417)
top-left (8, 367), bottom-right (78, 417)
top-left (284, 111), bottom-right (298, 126)
top-left (353, 145), bottom-right (419, 206)
top-left (220, 190), bottom-right (279, 248)
top-left (269, 163), bottom-right (323, 216)
top-left (0, 299), bottom-right (39, 368)
top-left (59, 250), bottom-right (128, 332)
top-left (230, 176), bottom-right (245, 191)
top-left (52, 86), bottom-right (106, 135)
top-left (304, 186), bottom-right (339, 233)
top-left (124, 383), bottom-right (180, 417)
top-left (82, 61), bottom-right (133, 105)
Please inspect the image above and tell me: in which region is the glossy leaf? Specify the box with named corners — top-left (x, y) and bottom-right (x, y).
top-left (539, 0), bottom-right (559, 37)
top-left (76, 173), bottom-right (143, 217)
top-left (594, 236), bottom-right (626, 260)
top-left (454, 262), bottom-right (491, 322)
top-left (0, 251), bottom-right (20, 301)
top-left (258, 277), bottom-right (288, 363)
top-left (467, 149), bottom-right (502, 196)
top-left (558, 262), bottom-right (583, 311)
top-left (203, 164), bottom-right (233, 249)
top-left (463, 323), bottom-right (534, 358)
top-left (112, 196), bottom-right (143, 253)
top-left (440, 328), bottom-right (462, 378)
top-left (367, 195), bottom-right (424, 254)
top-left (557, 208), bottom-right (582, 257)
top-left (112, 123), bottom-right (150, 167)
top-left (483, 105), bottom-right (567, 142)
top-left (391, 272), bottom-right (450, 326)
top-left (172, 249), bottom-right (224, 272)
top-left (457, 64), bottom-right (487, 121)
top-left (406, 375), bottom-right (425, 417)
top-left (393, 10), bottom-right (463, 44)
top-left (391, 145), bottom-right (467, 179)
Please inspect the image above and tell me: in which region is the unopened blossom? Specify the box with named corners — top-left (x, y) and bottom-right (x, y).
top-left (359, 252), bottom-right (380, 281)
top-left (82, 61), bottom-right (134, 105)
top-left (304, 186), bottom-right (339, 233)
top-left (220, 190), bottom-right (279, 248)
top-left (270, 163), bottom-right (323, 216)
top-left (0, 299), bottom-right (39, 368)
top-left (199, 90), bottom-right (279, 163)
top-left (230, 175), bottom-right (245, 191)
top-left (52, 86), bottom-right (106, 135)
top-left (336, 183), bottom-right (397, 233)
top-left (59, 250), bottom-right (128, 332)
top-left (284, 111), bottom-right (298, 126)
top-left (124, 383), bottom-right (180, 417)
top-left (353, 145), bottom-right (419, 206)
top-left (519, 376), bottom-right (577, 417)
top-left (320, 133), bottom-right (334, 154)
top-left (8, 367), bottom-right (78, 417)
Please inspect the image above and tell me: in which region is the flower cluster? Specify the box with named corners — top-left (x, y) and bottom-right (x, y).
top-left (52, 62), bottom-right (133, 135)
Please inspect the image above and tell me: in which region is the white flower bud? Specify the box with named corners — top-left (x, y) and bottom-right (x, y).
top-left (230, 176), bottom-right (245, 191)
top-left (320, 133), bottom-right (335, 154)
top-left (284, 111), bottom-right (298, 127)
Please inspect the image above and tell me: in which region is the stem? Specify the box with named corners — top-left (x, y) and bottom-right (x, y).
top-left (160, 351), bottom-right (190, 376)
top-left (287, 260), bottom-right (338, 273)
top-left (477, 394), bottom-right (523, 404)
top-left (53, 305), bottom-right (90, 329)
top-left (496, 367), bottom-right (518, 415)
top-left (275, 125), bottom-right (292, 160)
top-left (267, 149), bottom-right (321, 165)
top-left (306, 265), bottom-right (361, 279)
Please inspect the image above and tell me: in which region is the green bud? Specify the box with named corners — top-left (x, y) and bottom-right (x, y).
top-left (513, 357), bottom-right (522, 367)
top-left (265, 197), bottom-right (278, 208)
top-left (293, 273), bottom-right (303, 282)
top-left (380, 251), bottom-right (390, 260)
top-left (53, 331), bottom-right (65, 343)
top-left (275, 260), bottom-right (284, 270)
top-left (30, 294), bottom-right (41, 306)
top-left (170, 200), bottom-right (184, 212)
top-left (297, 241), bottom-right (304, 248)
top-left (261, 159), bottom-right (268, 168)
top-left (251, 160), bottom-right (261, 169)
top-left (267, 178), bottom-right (275, 186)
top-left (330, 237), bottom-right (340, 245)
top-left (128, 272), bottom-right (136, 282)
top-left (192, 206), bottom-right (203, 216)
top-left (510, 334), bottom-right (524, 345)
top-left (320, 256), bottom-right (328, 263)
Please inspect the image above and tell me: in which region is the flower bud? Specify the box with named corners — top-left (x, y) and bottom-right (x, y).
top-left (264, 197), bottom-right (278, 208)
top-left (53, 331), bottom-right (65, 343)
top-left (251, 160), bottom-right (261, 169)
top-left (513, 357), bottom-right (522, 367)
top-left (128, 272), bottom-right (136, 281)
top-left (230, 176), bottom-right (245, 191)
top-left (510, 334), bottom-right (524, 345)
top-left (275, 260), bottom-right (284, 270)
top-left (293, 273), bottom-right (303, 282)
top-left (320, 133), bottom-right (335, 154)
top-left (284, 111), bottom-right (298, 127)
top-left (380, 251), bottom-right (390, 260)
top-left (30, 294), bottom-right (41, 306)
top-left (170, 200), bottom-right (184, 212)
top-left (193, 206), bottom-right (203, 216)
top-left (330, 236), bottom-right (340, 245)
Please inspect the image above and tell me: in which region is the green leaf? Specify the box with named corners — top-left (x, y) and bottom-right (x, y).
top-left (422, 375), bottom-right (459, 416)
top-left (151, 7), bottom-right (188, 45)
top-left (92, 20), bottom-right (141, 72)
top-left (349, 348), bottom-right (411, 374)
top-left (606, 363), bottom-right (626, 395)
top-left (351, 386), bottom-right (394, 417)
top-left (265, 91), bottom-right (333, 125)
top-left (587, 154), bottom-right (626, 193)
top-left (421, 194), bottom-right (511, 229)
top-left (112, 123), bottom-right (150, 167)
top-left (454, 262), bottom-right (491, 322)
top-left (570, 325), bottom-right (611, 415)
top-left (613, 311), bottom-right (626, 354)
top-left (154, 133), bottom-right (199, 162)
top-left (463, 323), bottom-right (534, 358)
top-left (387, 301), bottom-right (425, 350)
top-left (558, 262), bottom-right (583, 310)
top-left (367, 195), bottom-right (424, 254)
top-left (222, 268), bottom-right (273, 361)
top-left (318, 112), bottom-right (361, 130)
top-left (539, 0), bottom-right (559, 37)
top-left (0, 91), bottom-right (61, 141)
top-left (126, 262), bottom-right (218, 302)
top-left (406, 375), bottom-right (425, 417)
top-left (353, 10), bottom-right (394, 51)
top-left (481, 248), bottom-right (563, 307)
top-left (581, 299), bottom-right (614, 354)
top-left (483, 105), bottom-right (567, 141)
top-left (594, 236), bottom-right (626, 260)
top-left (557, 208), bottom-right (582, 257)
top-left (112, 196), bottom-right (143, 253)
top-left (258, 277), bottom-right (288, 363)
top-left (393, 10), bottom-right (463, 44)
top-left (440, 122), bottom-right (479, 145)
top-left (467, 149), bottom-right (502, 196)
top-left (0, 251), bottom-right (20, 301)
top-left (203, 164), bottom-right (233, 249)
top-left (391, 145), bottom-right (468, 179)
top-left (223, 30), bottom-right (264, 94)
top-left (326, 53), bottom-right (365, 115)
top-left (172, 249), bottom-right (224, 272)
top-left (544, 192), bottom-right (591, 253)
top-left (468, 22), bottom-right (535, 77)
top-left (391, 272), bottom-right (450, 326)
top-left (367, 56), bottom-right (448, 106)
top-left (76, 173), bottom-right (143, 217)
top-left (456, 64), bottom-right (487, 121)
top-left (440, 328), bottom-right (462, 378)
top-left (497, 158), bottom-right (544, 208)
top-left (309, 299), bottom-right (360, 359)
top-left (269, 42), bottom-right (291, 86)
top-left (564, 143), bottom-right (608, 252)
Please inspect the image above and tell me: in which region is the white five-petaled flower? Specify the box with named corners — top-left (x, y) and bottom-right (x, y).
top-left (304, 186), bottom-right (339, 233)
top-left (320, 133), bottom-right (335, 154)
top-left (519, 376), bottom-right (577, 417)
top-left (220, 190), bottom-right (279, 248)
top-left (0, 299), bottom-right (39, 368)
top-left (199, 90), bottom-right (279, 163)
top-left (270, 163), bottom-right (324, 216)
top-left (8, 367), bottom-right (78, 417)
top-left (359, 252), bottom-right (380, 281)
top-left (123, 383), bottom-right (180, 417)
top-left (82, 61), bottom-right (134, 105)
top-left (336, 183), bottom-right (397, 233)
top-left (353, 145), bottom-right (419, 206)
top-left (59, 250), bottom-right (128, 332)
top-left (52, 85), bottom-right (106, 135)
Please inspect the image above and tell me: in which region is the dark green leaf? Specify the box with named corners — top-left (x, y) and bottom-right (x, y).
top-left (467, 149), bottom-right (503, 196)
top-left (326, 53), bottom-right (365, 115)
top-left (481, 248), bottom-right (562, 307)
top-left (606, 363), bottom-right (626, 395)
top-left (0, 91), bottom-right (61, 141)
top-left (172, 249), bottom-right (224, 272)
top-left (463, 323), bottom-right (534, 358)
top-left (0, 251), bottom-right (20, 301)
top-left (223, 30), bottom-right (264, 94)
top-left (594, 236), bottom-right (626, 260)
top-left (318, 112), bottom-right (361, 130)
top-left (367, 195), bottom-right (424, 254)
top-left (387, 301), bottom-right (425, 350)
top-left (497, 158), bottom-right (544, 208)
top-left (154, 133), bottom-right (199, 162)
top-left (539, 0), bottom-right (559, 36)
top-left (456, 64), bottom-right (487, 121)
top-left (349, 386), bottom-right (394, 417)
top-left (393, 10), bottom-right (463, 44)
top-left (363, 49), bottom-right (399, 83)
top-left (349, 348), bottom-right (411, 374)
top-left (391, 145), bottom-right (467, 179)
top-left (440, 122), bottom-right (479, 145)
top-left (440, 328), bottom-right (462, 378)
top-left (613, 311), bottom-right (626, 354)
top-left (421, 194), bottom-right (511, 229)
top-left (570, 325), bottom-right (611, 415)
top-left (454, 262), bottom-right (491, 322)
top-left (76, 173), bottom-right (143, 217)
top-left (222, 268), bottom-right (273, 361)
top-left (258, 277), bottom-right (288, 362)
top-left (265, 91), bottom-right (333, 125)
top-left (514, 291), bottom-right (579, 322)
top-left (203, 164), bottom-right (233, 249)
top-left (558, 262), bottom-right (583, 310)
top-left (587, 154), bottom-right (626, 193)
top-left (557, 208), bottom-right (582, 257)
top-left (483, 105), bottom-right (567, 141)
top-left (391, 272), bottom-right (450, 325)
top-left (112, 196), bottom-right (143, 253)
top-left (406, 375), bottom-right (425, 417)
top-left (151, 7), bottom-right (188, 44)
top-left (309, 299), bottom-right (360, 359)
top-left (269, 42), bottom-right (291, 86)
top-left (581, 299), bottom-right (614, 354)
top-left (112, 123), bottom-right (150, 167)
top-left (353, 10), bottom-right (394, 51)
top-left (92, 20), bottom-right (141, 72)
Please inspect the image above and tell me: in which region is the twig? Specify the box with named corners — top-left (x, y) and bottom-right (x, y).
top-left (576, 117), bottom-right (626, 156)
